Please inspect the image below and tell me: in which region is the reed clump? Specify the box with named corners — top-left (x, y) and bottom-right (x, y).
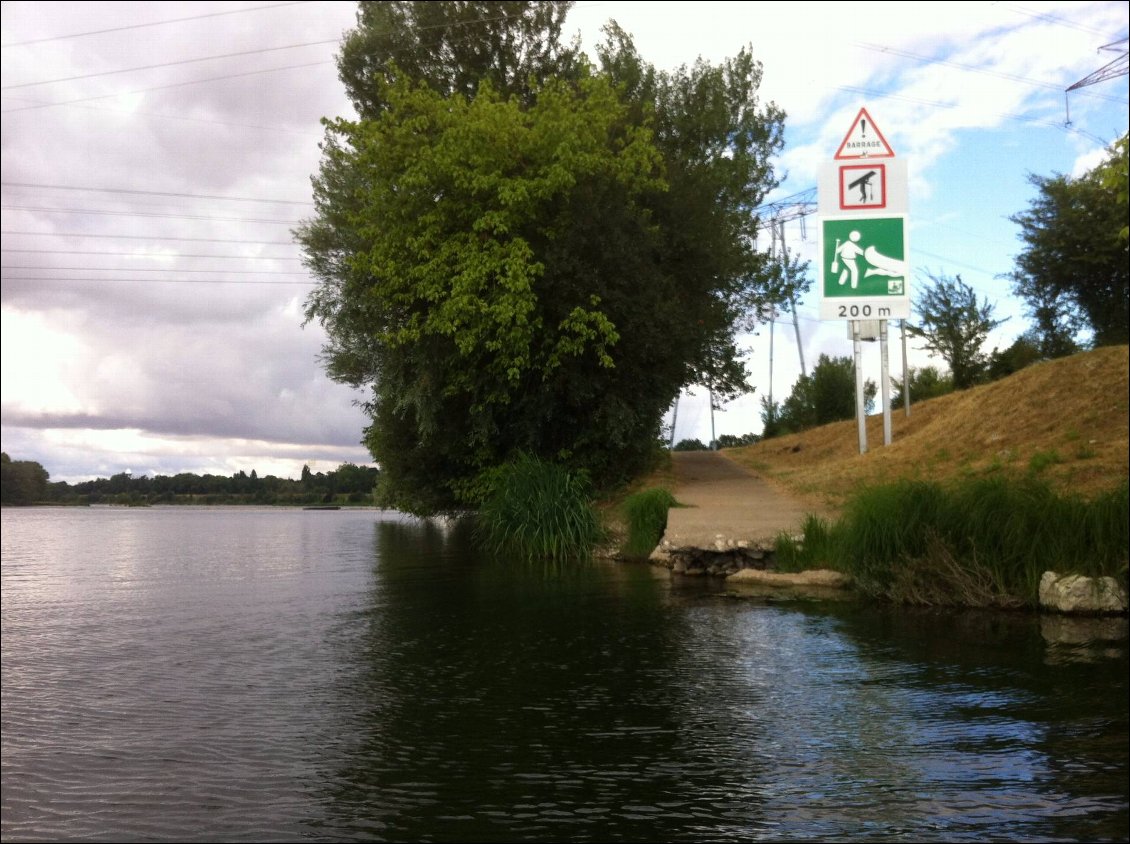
top-left (776, 476), bottom-right (1129, 608)
top-left (475, 454), bottom-right (603, 561)
top-left (620, 487), bottom-right (678, 559)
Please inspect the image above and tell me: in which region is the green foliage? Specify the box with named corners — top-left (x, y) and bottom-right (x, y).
top-left (1028, 449), bottom-right (1063, 474)
top-left (475, 454), bottom-right (603, 561)
top-left (760, 355), bottom-right (876, 438)
top-left (777, 477), bottom-right (1129, 607)
top-left (716, 432), bottom-right (760, 448)
top-left (1098, 133), bottom-right (1129, 242)
top-left (337, 1), bottom-right (580, 120)
top-left (775, 513), bottom-right (833, 573)
top-left (672, 438), bottom-right (709, 452)
top-left (299, 4), bottom-right (786, 514)
top-left (985, 332), bottom-right (1044, 382)
top-left (907, 273), bottom-right (1006, 389)
top-left (891, 365), bottom-right (953, 410)
top-left (1008, 136), bottom-right (1130, 347)
top-left (620, 487), bottom-right (678, 559)
top-left (0, 452), bottom-right (50, 505)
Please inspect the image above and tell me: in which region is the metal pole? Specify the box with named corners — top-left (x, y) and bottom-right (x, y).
top-left (669, 393), bottom-right (679, 449)
top-left (880, 319), bottom-right (892, 446)
top-left (768, 314), bottom-right (775, 415)
top-left (901, 318), bottom-right (910, 417)
top-left (791, 296), bottom-right (806, 377)
top-left (708, 388), bottom-right (716, 450)
top-left (853, 320), bottom-right (867, 454)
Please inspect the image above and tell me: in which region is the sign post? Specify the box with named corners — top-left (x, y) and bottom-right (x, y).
top-left (818, 107), bottom-right (909, 452)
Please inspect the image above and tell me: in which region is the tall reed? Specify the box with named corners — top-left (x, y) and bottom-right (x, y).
top-left (776, 476), bottom-right (1129, 607)
top-left (475, 454), bottom-right (603, 561)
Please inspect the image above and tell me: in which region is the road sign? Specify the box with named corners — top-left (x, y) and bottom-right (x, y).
top-left (834, 107), bottom-right (895, 159)
top-left (841, 163), bottom-right (885, 208)
top-left (819, 216), bottom-right (910, 319)
top-left (818, 157), bottom-right (907, 216)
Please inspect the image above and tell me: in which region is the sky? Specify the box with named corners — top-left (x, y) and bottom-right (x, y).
top-left (2, 1), bottom-right (1127, 483)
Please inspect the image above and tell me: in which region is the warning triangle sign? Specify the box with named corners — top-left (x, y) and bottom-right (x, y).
top-left (834, 107), bottom-right (895, 159)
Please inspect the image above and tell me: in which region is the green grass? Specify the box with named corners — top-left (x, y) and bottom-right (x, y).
top-left (775, 476), bottom-right (1129, 608)
top-left (475, 454), bottom-right (603, 562)
top-left (620, 487), bottom-right (678, 559)
top-left (1028, 449), bottom-right (1064, 474)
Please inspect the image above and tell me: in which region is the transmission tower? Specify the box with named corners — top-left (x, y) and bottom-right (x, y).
top-left (1065, 38), bottom-right (1129, 126)
top-left (753, 188), bottom-right (817, 417)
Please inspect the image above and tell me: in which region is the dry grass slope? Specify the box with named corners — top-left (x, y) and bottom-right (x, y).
top-left (727, 345), bottom-right (1129, 511)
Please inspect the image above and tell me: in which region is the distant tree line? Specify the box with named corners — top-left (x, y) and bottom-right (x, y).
top-left (0, 453), bottom-right (379, 507)
top-left (1, 453), bottom-right (50, 506)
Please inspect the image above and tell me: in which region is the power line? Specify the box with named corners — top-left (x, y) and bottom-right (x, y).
top-left (3, 248), bottom-right (302, 261)
top-left (1, 205), bottom-right (301, 225)
top-left (1, 230), bottom-right (297, 246)
top-left (0, 280), bottom-right (314, 291)
top-left (3, 265), bottom-right (307, 275)
top-left (2, 182), bottom-right (313, 206)
top-left (0, 60), bottom-right (335, 114)
top-left (853, 40), bottom-right (1125, 104)
top-left (0, 94), bottom-right (311, 135)
top-left (0, 3), bottom-right (555, 110)
top-left (1000, 3), bottom-right (1121, 38)
top-left (0, 2), bottom-right (308, 48)
top-left (835, 85), bottom-right (1115, 146)
top-left (1, 38), bottom-right (341, 90)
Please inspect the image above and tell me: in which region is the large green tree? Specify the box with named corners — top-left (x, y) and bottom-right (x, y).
top-left (337, 0), bottom-right (580, 118)
top-left (907, 273), bottom-right (1006, 389)
top-left (298, 2), bottom-right (785, 513)
top-left (1008, 135), bottom-right (1129, 349)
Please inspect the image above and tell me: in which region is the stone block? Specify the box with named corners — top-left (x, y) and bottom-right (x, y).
top-left (1039, 571), bottom-right (1128, 614)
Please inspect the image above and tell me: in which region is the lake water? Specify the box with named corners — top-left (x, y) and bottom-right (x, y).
top-left (2, 507), bottom-right (1127, 842)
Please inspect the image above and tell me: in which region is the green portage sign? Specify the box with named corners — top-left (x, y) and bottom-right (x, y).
top-left (819, 215), bottom-right (910, 319)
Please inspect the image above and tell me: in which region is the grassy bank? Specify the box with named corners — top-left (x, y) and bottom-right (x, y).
top-left (728, 346), bottom-right (1129, 510)
top-left (723, 347), bottom-right (1130, 608)
top-left (774, 476), bottom-right (1128, 608)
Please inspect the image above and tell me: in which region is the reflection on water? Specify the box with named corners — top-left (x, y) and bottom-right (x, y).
top-left (2, 508), bottom-right (1127, 842)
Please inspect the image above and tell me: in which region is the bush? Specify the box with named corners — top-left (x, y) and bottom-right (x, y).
top-left (621, 488), bottom-right (678, 559)
top-left (475, 454), bottom-right (603, 561)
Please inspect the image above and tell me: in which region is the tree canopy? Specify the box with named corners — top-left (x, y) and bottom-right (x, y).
top-left (1008, 134), bottom-right (1129, 349)
top-left (907, 272), bottom-right (1006, 390)
top-left (298, 1), bottom-right (785, 514)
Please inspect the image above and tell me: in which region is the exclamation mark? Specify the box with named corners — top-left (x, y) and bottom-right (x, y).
top-left (861, 119), bottom-right (867, 137)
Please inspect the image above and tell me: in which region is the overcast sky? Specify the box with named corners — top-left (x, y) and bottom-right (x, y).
top-left (2, 1), bottom-right (1127, 483)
